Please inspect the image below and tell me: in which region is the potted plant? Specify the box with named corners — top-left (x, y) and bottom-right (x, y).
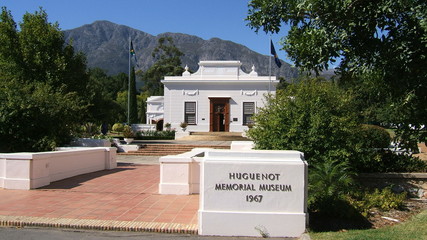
top-left (180, 122), bottom-right (188, 132)
top-left (122, 125), bottom-right (135, 144)
top-left (164, 122), bottom-right (171, 131)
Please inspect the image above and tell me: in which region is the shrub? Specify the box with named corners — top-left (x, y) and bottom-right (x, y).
top-left (135, 129), bottom-right (176, 140)
top-left (359, 124), bottom-right (391, 149)
top-left (348, 187), bottom-right (407, 217)
top-left (248, 78), bottom-right (361, 165)
top-left (308, 159), bottom-right (354, 216)
top-left (80, 122), bottom-right (100, 138)
top-left (112, 123), bottom-right (124, 132)
top-left (122, 125), bottom-right (134, 138)
top-left (143, 130), bottom-right (157, 137)
top-left (349, 124), bottom-right (426, 173)
top-left (354, 151), bottom-right (427, 173)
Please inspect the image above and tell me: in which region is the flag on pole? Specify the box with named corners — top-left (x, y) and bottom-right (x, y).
top-left (270, 40), bottom-right (282, 68)
top-left (130, 41), bottom-right (136, 56)
top-left (130, 41), bottom-right (139, 67)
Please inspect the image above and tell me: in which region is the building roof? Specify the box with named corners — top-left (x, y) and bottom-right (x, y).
top-left (162, 60), bottom-right (278, 83)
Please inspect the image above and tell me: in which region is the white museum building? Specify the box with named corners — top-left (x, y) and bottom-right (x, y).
top-left (146, 60), bottom-right (278, 132)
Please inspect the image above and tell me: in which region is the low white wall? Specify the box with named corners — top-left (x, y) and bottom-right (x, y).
top-left (132, 124), bottom-right (156, 132)
top-left (198, 149), bottom-right (308, 237)
top-left (0, 147), bottom-right (116, 190)
top-left (159, 141), bottom-right (255, 194)
top-left (159, 148), bottom-right (208, 195)
top-left (174, 131), bottom-right (190, 140)
top-left (69, 138), bottom-right (111, 147)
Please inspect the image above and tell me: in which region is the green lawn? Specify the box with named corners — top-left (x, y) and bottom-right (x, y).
top-left (309, 210), bottom-right (427, 240)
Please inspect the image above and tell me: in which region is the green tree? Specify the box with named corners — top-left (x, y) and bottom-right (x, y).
top-left (88, 68), bottom-right (124, 100)
top-left (128, 66), bottom-right (138, 124)
top-left (86, 68), bottom-right (124, 123)
top-left (18, 8), bottom-right (88, 93)
top-left (0, 7), bottom-right (89, 152)
top-left (247, 78), bottom-right (361, 165)
top-left (115, 91), bottom-right (128, 117)
top-left (0, 8), bottom-right (21, 80)
top-left (115, 90), bottom-right (146, 124)
top-left (112, 72), bottom-right (128, 95)
top-left (141, 37), bottom-right (184, 96)
top-left (247, 78), bottom-right (364, 216)
top-left (246, 0), bottom-right (427, 151)
top-left (0, 81), bottom-right (86, 152)
top-left (138, 91), bottom-right (150, 124)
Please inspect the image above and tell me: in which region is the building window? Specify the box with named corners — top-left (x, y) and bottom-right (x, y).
top-left (184, 102), bottom-right (196, 125)
top-left (243, 102), bottom-right (255, 125)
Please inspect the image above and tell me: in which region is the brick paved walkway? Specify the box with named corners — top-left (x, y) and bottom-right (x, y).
top-left (0, 163), bottom-right (199, 233)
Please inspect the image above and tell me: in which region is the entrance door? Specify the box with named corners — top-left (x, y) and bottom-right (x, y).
top-left (209, 98), bottom-right (230, 132)
top-left (213, 103), bottom-right (225, 132)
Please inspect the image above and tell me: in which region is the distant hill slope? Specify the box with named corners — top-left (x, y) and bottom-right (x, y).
top-left (63, 20), bottom-right (299, 80)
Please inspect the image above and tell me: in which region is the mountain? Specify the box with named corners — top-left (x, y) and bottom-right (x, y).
top-left (63, 21), bottom-right (299, 80)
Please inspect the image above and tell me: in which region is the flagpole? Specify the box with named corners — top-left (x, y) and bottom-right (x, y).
top-left (269, 36), bottom-right (272, 93)
top-left (128, 36), bottom-right (131, 125)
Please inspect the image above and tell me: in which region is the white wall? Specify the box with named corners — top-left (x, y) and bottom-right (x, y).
top-left (146, 96), bottom-right (164, 124)
top-left (0, 147), bottom-right (116, 190)
top-left (164, 82), bottom-right (275, 132)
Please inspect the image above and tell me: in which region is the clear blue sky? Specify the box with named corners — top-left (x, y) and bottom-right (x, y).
top-left (1, 0), bottom-right (291, 63)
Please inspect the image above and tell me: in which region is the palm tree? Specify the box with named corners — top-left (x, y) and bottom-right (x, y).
top-left (308, 159), bottom-right (354, 213)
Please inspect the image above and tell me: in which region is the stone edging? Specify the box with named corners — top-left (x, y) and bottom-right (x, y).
top-left (0, 215), bottom-right (198, 234)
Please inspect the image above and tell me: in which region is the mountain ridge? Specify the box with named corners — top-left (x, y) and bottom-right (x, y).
top-left (63, 20), bottom-right (299, 79)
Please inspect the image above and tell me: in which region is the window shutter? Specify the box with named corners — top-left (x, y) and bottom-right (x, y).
top-left (185, 102), bottom-right (196, 125)
top-left (185, 102), bottom-right (196, 113)
top-left (243, 102), bottom-right (255, 114)
top-left (186, 115), bottom-right (196, 124)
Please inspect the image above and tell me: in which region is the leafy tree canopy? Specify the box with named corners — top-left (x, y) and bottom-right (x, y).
top-left (248, 78), bottom-right (361, 165)
top-left (247, 0), bottom-right (426, 74)
top-left (0, 7), bottom-right (89, 152)
top-left (128, 66), bottom-right (138, 124)
top-left (247, 0), bottom-right (427, 150)
top-left (141, 37), bottom-right (184, 96)
top-left (86, 68), bottom-right (125, 124)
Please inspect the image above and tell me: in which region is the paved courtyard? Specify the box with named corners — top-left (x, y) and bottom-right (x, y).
top-left (0, 156), bottom-right (199, 233)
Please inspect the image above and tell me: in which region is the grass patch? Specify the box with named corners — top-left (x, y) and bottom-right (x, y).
top-left (309, 210), bottom-right (427, 240)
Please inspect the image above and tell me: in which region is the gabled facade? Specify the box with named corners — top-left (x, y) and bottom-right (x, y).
top-left (150, 60), bottom-right (278, 132)
top-left (146, 96), bottom-right (164, 124)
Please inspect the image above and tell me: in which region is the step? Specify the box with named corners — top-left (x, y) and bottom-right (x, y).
top-left (179, 132), bottom-right (250, 141)
top-left (120, 144), bottom-right (230, 156)
top-left (190, 132), bottom-right (244, 136)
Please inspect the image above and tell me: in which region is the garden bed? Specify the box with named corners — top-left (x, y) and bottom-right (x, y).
top-left (309, 199), bottom-right (427, 232)
top-left (368, 199), bottom-right (427, 229)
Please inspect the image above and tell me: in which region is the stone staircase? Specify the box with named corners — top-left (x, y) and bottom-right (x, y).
top-left (118, 132), bottom-right (250, 156)
top-left (122, 144), bottom-right (230, 156)
top-left (178, 132), bottom-right (250, 141)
